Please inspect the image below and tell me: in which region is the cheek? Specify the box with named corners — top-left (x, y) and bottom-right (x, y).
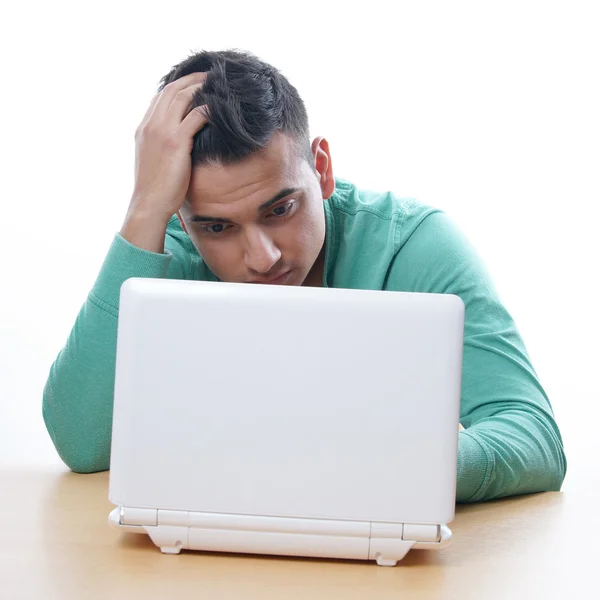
top-left (295, 202), bottom-right (325, 247)
top-left (190, 237), bottom-right (238, 276)
top-left (281, 207), bottom-right (325, 264)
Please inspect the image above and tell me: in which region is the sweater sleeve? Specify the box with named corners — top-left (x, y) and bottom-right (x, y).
top-left (384, 211), bottom-right (567, 502)
top-left (42, 218), bottom-right (197, 473)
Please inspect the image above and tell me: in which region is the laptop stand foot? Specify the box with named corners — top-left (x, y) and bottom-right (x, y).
top-left (370, 539), bottom-right (415, 566)
top-left (160, 545), bottom-right (182, 555)
top-left (144, 525), bottom-right (189, 555)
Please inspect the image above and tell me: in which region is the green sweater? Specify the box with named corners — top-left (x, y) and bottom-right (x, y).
top-left (42, 177), bottom-right (566, 502)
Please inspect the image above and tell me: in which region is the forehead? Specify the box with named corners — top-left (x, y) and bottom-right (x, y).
top-left (187, 132), bottom-right (307, 209)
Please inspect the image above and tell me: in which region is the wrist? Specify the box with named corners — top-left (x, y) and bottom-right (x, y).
top-left (120, 208), bottom-right (170, 254)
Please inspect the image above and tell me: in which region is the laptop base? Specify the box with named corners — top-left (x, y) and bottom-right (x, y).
top-left (109, 507), bottom-right (451, 567)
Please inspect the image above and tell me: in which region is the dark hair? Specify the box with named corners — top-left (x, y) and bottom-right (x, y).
top-left (158, 49), bottom-right (313, 168)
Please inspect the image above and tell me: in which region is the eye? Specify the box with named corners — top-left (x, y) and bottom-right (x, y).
top-left (201, 223), bottom-right (230, 235)
top-left (271, 202), bottom-right (294, 217)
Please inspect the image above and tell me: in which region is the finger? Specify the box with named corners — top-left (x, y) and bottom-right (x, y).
top-left (179, 104), bottom-right (210, 139)
top-left (153, 72), bottom-right (208, 121)
top-left (137, 91), bottom-right (162, 132)
top-left (167, 81), bottom-right (208, 127)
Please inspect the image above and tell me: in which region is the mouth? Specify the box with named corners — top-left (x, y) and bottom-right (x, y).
top-left (249, 270), bottom-right (293, 285)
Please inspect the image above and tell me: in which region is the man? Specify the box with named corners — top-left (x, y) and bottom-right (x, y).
top-left (42, 49), bottom-right (566, 502)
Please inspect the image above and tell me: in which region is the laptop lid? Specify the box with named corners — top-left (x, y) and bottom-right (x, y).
top-left (109, 278), bottom-right (464, 526)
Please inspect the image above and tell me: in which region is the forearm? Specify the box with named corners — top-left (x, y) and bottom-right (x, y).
top-left (457, 408), bottom-right (566, 502)
top-left (455, 329), bottom-right (567, 503)
top-left (382, 210), bottom-right (567, 502)
top-left (43, 296), bottom-right (119, 472)
top-left (42, 230), bottom-right (183, 472)
top-left (120, 206), bottom-right (170, 254)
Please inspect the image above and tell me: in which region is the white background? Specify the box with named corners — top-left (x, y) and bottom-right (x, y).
top-left (1, 1), bottom-right (598, 490)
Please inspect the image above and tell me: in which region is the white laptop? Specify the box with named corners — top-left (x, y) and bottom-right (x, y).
top-left (108, 277), bottom-right (465, 566)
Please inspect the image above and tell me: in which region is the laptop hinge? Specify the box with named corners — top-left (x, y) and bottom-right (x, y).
top-left (402, 524), bottom-right (440, 543)
top-left (121, 507), bottom-right (158, 526)
top-left (119, 509), bottom-right (441, 543)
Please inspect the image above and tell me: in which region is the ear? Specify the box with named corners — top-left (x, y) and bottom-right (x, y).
top-left (176, 210), bottom-right (189, 235)
top-left (311, 137), bottom-right (335, 200)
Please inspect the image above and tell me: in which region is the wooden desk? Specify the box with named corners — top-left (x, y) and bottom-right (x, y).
top-left (1, 468), bottom-right (596, 599)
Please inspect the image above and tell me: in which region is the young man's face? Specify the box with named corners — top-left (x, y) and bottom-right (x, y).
top-left (178, 132), bottom-right (334, 286)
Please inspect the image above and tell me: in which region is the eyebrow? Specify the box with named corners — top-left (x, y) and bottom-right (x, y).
top-left (189, 187), bottom-right (301, 223)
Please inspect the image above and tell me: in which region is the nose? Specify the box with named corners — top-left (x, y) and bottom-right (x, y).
top-left (243, 227), bottom-right (282, 274)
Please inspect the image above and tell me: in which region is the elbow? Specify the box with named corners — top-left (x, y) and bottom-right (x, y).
top-left (546, 436), bottom-right (567, 492)
top-left (460, 410), bottom-right (568, 501)
top-left (520, 419), bottom-right (567, 495)
top-left (56, 447), bottom-right (110, 474)
top-left (57, 440), bottom-right (111, 475)
top-left (534, 409), bottom-right (567, 493)
top-left (43, 404), bottom-right (110, 475)
top-left (65, 456), bottom-right (109, 475)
